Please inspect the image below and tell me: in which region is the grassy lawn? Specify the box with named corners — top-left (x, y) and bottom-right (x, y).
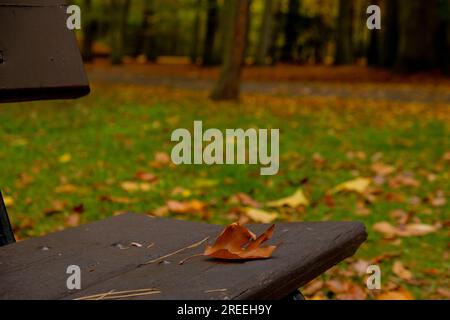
top-left (0, 83), bottom-right (448, 299)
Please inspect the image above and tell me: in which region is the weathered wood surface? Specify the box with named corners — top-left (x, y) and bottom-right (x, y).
top-left (0, 213), bottom-right (367, 300)
top-left (0, 0), bottom-right (90, 102)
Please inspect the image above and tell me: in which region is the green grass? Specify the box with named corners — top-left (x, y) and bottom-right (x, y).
top-left (0, 84), bottom-right (449, 299)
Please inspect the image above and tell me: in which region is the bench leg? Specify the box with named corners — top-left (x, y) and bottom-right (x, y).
top-left (284, 290), bottom-right (305, 300)
top-left (0, 190), bottom-right (15, 247)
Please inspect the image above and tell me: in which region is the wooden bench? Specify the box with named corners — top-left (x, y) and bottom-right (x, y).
top-left (0, 213), bottom-right (367, 300)
top-left (0, 0), bottom-right (367, 300)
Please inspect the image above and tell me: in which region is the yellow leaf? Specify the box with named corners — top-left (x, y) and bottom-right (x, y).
top-left (244, 207), bottom-right (278, 223)
top-left (267, 188), bottom-right (309, 208)
top-left (331, 178), bottom-right (371, 194)
top-left (3, 196), bottom-right (14, 207)
top-left (58, 153), bottom-right (72, 163)
top-left (55, 184), bottom-right (78, 194)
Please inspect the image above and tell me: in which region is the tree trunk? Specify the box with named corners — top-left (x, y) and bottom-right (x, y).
top-left (367, 0), bottom-right (381, 67)
top-left (81, 0), bottom-right (95, 62)
top-left (190, 0), bottom-right (202, 64)
top-left (381, 0), bottom-right (399, 67)
top-left (255, 0), bottom-right (274, 65)
top-left (211, 0), bottom-right (250, 101)
top-left (202, 0), bottom-right (219, 66)
top-left (396, 0), bottom-right (439, 72)
top-left (280, 0), bottom-right (300, 62)
top-left (110, 0), bottom-right (131, 65)
top-left (436, 0), bottom-right (450, 74)
top-left (334, 0), bottom-right (354, 65)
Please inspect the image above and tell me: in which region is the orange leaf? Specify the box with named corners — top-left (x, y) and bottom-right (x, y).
top-left (204, 223), bottom-right (277, 260)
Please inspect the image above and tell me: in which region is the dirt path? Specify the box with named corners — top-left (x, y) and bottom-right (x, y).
top-left (86, 64), bottom-right (450, 104)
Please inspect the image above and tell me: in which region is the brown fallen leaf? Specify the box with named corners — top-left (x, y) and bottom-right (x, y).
top-left (389, 173), bottom-right (420, 189)
top-left (135, 171), bottom-right (158, 183)
top-left (43, 200), bottom-right (68, 216)
top-left (373, 221), bottom-right (439, 238)
top-left (55, 184), bottom-right (78, 194)
top-left (392, 261), bottom-right (413, 281)
top-left (100, 195), bottom-right (137, 204)
top-left (436, 288), bottom-right (450, 299)
top-left (230, 193), bottom-right (261, 208)
top-left (302, 280), bottom-right (324, 296)
top-left (203, 223), bottom-right (277, 260)
top-left (65, 213), bottom-right (81, 227)
top-left (377, 288), bottom-right (414, 300)
top-left (121, 181), bottom-right (153, 193)
top-left (371, 162), bottom-right (395, 176)
top-left (166, 199), bottom-right (206, 214)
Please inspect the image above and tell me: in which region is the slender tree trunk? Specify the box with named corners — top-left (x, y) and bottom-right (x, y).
top-left (367, 0), bottom-right (381, 67)
top-left (334, 0), bottom-right (354, 65)
top-left (211, 0), bottom-right (250, 101)
top-left (396, 0), bottom-right (438, 72)
top-left (190, 0), bottom-right (202, 64)
top-left (268, 0), bottom-right (282, 64)
top-left (381, 0), bottom-right (399, 67)
top-left (81, 0), bottom-right (95, 62)
top-left (110, 0), bottom-right (131, 65)
top-left (255, 0), bottom-right (274, 65)
top-left (280, 0), bottom-right (300, 62)
top-left (202, 0), bottom-right (219, 66)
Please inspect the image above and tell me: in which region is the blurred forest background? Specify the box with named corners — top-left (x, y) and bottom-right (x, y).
top-left (74, 0), bottom-right (450, 98)
top-left (1, 0), bottom-right (449, 300)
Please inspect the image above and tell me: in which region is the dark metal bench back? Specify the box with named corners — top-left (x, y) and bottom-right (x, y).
top-left (0, 0), bottom-right (90, 102)
top-left (0, 1), bottom-right (90, 246)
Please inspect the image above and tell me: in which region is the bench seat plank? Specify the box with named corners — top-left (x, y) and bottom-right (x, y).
top-left (0, 213), bottom-right (366, 300)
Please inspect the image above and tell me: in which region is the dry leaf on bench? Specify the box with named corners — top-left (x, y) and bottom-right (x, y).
top-left (267, 188), bottom-right (309, 208)
top-left (204, 223), bottom-right (277, 260)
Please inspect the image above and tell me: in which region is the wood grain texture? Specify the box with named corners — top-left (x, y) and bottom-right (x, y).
top-left (0, 213), bottom-right (367, 300)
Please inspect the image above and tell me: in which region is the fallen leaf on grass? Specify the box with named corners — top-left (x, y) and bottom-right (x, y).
top-left (436, 288), bottom-right (450, 299)
top-left (325, 280), bottom-right (367, 300)
top-left (392, 261), bottom-right (413, 281)
top-left (135, 171), bottom-right (158, 183)
top-left (3, 196), bottom-right (14, 207)
top-left (371, 162), bottom-right (395, 176)
top-left (243, 207), bottom-right (278, 223)
top-left (377, 288), bottom-right (413, 300)
top-left (58, 153), bottom-right (72, 163)
top-left (121, 181), bottom-right (153, 192)
top-left (100, 195), bottom-right (137, 204)
top-left (389, 173), bottom-right (420, 188)
top-left (267, 188), bottom-right (309, 208)
top-left (155, 151), bottom-right (171, 163)
top-left (166, 199), bottom-right (206, 214)
top-left (331, 178), bottom-right (371, 194)
top-left (373, 221), bottom-right (439, 238)
top-left (204, 223), bottom-right (277, 260)
top-left (230, 193), bottom-right (261, 208)
top-left (43, 200), bottom-right (68, 216)
top-left (302, 280), bottom-right (324, 296)
top-left (55, 184), bottom-right (78, 194)
top-left (65, 213), bottom-right (81, 227)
